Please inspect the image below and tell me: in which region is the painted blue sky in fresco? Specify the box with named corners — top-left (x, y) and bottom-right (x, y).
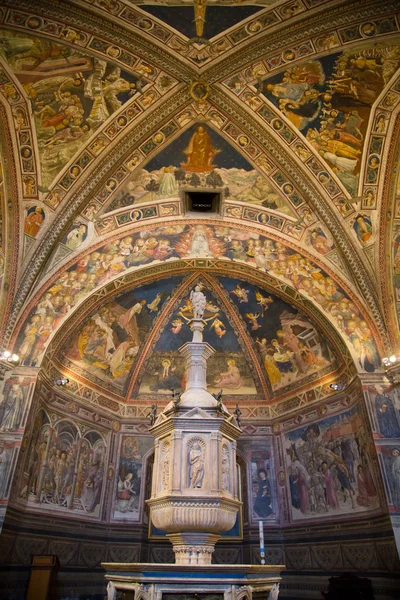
top-left (151, 284), bottom-right (242, 352)
top-left (145, 124), bottom-right (253, 171)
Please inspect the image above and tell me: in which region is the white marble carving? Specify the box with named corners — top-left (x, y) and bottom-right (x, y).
top-left (146, 297), bottom-right (242, 564)
top-left (190, 284), bottom-right (207, 319)
top-left (161, 441), bottom-right (170, 492)
top-left (222, 444), bottom-right (230, 492)
top-left (188, 439), bottom-right (205, 488)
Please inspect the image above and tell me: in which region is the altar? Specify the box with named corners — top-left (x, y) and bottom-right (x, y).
top-left (103, 562), bottom-right (283, 600)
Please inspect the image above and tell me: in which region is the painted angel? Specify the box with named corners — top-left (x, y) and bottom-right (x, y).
top-left (205, 301), bottom-right (220, 314)
top-left (148, 292), bottom-right (163, 313)
top-left (210, 318), bottom-right (226, 338)
top-left (230, 284), bottom-right (249, 303)
top-left (255, 290), bottom-right (273, 314)
top-left (246, 312), bottom-right (262, 331)
top-left (170, 319), bottom-right (184, 334)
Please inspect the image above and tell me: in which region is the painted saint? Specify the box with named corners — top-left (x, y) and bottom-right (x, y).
top-left (157, 167), bottom-right (178, 197)
top-left (65, 224), bottom-right (88, 252)
top-left (24, 206), bottom-right (45, 237)
top-left (214, 359), bottom-right (242, 389)
top-left (188, 225), bottom-right (213, 256)
top-left (188, 441), bottom-right (205, 488)
top-left (116, 472), bottom-right (139, 513)
top-left (375, 392), bottom-right (400, 438)
top-left (0, 440), bottom-right (9, 499)
top-left (181, 126), bottom-right (220, 172)
top-left (0, 383), bottom-right (24, 431)
top-left (253, 468), bottom-right (273, 518)
top-left (392, 449), bottom-right (400, 509)
top-left (353, 215), bottom-right (372, 243)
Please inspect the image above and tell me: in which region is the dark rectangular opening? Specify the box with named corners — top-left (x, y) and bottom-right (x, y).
top-left (186, 191), bottom-right (220, 213)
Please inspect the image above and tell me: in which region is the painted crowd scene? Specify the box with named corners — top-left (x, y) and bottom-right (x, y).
top-left (0, 29), bottom-right (141, 187)
top-left (285, 406), bottom-right (379, 522)
top-left (17, 223), bottom-right (380, 375)
top-left (19, 410), bottom-right (107, 518)
top-left (261, 41), bottom-right (400, 195)
top-left (107, 123), bottom-right (295, 216)
top-left (49, 274), bottom-right (340, 399)
top-left (62, 278), bottom-right (181, 393)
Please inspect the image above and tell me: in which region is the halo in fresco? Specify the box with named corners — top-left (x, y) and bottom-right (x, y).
top-left (104, 124), bottom-right (296, 216)
top-left (16, 224), bottom-right (380, 375)
top-left (49, 272), bottom-right (342, 400)
top-left (259, 41), bottom-right (400, 195)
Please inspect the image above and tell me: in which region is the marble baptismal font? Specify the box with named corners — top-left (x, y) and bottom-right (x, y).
top-left (147, 283), bottom-right (242, 565)
top-left (103, 285), bottom-right (283, 599)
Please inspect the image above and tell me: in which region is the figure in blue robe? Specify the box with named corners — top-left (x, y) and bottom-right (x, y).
top-left (376, 393), bottom-right (400, 438)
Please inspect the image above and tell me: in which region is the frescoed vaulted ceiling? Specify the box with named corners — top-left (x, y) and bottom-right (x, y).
top-left (47, 272), bottom-right (343, 403)
top-left (0, 0), bottom-right (399, 421)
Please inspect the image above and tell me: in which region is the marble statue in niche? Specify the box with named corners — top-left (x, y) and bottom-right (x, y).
top-left (222, 445), bottom-right (230, 491)
top-left (188, 440), bottom-right (205, 488)
top-left (161, 441), bottom-right (170, 492)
